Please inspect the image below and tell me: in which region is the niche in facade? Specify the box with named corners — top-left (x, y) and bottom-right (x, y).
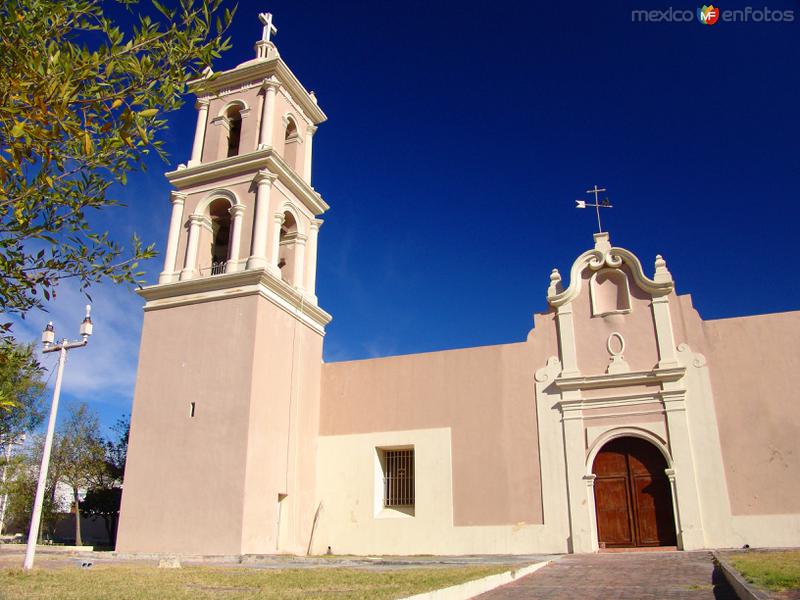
top-left (590, 268), bottom-right (631, 317)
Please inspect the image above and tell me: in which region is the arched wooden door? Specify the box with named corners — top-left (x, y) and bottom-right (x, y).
top-left (592, 437), bottom-right (677, 548)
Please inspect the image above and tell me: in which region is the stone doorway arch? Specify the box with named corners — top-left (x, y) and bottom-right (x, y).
top-left (592, 436), bottom-right (677, 548)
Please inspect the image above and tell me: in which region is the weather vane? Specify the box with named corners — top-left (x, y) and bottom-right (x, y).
top-left (575, 185), bottom-right (613, 233)
top-left (258, 12), bottom-right (277, 43)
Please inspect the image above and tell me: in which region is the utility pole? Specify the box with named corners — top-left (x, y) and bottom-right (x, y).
top-left (23, 306), bottom-right (93, 570)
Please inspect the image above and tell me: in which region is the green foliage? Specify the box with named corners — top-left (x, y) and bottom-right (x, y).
top-left (1, 437), bottom-right (61, 537)
top-left (80, 486), bottom-right (123, 545)
top-left (0, 0), bottom-right (235, 333)
top-left (80, 414), bottom-right (128, 545)
top-left (102, 414), bottom-right (129, 484)
top-left (55, 403), bottom-right (106, 493)
top-left (0, 339), bottom-right (45, 431)
top-left (2, 405), bottom-right (130, 543)
top-left (81, 487), bottom-right (123, 520)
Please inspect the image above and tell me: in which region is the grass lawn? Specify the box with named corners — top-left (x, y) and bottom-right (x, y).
top-left (727, 550), bottom-right (800, 592)
top-left (0, 564), bottom-right (514, 599)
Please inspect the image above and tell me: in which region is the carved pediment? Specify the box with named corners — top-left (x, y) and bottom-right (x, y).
top-left (547, 233), bottom-right (673, 308)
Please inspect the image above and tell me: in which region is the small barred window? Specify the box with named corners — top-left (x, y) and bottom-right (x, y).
top-left (383, 449), bottom-right (414, 508)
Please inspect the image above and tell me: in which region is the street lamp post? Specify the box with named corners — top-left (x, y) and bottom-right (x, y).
top-left (22, 306), bottom-right (93, 571)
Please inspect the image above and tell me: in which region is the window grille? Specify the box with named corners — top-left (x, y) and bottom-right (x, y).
top-left (383, 449), bottom-right (414, 508)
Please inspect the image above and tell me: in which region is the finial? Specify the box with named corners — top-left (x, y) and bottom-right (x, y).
top-left (593, 232), bottom-right (611, 253)
top-left (575, 185), bottom-right (613, 233)
top-left (547, 268), bottom-right (563, 297)
top-left (654, 254), bottom-right (673, 283)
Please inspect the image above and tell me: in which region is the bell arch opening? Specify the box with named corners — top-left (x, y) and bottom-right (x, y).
top-left (278, 210), bottom-right (299, 285)
top-left (282, 117), bottom-right (301, 173)
top-left (591, 436), bottom-right (677, 549)
top-left (207, 198), bottom-right (232, 275)
top-left (225, 105), bottom-right (243, 157)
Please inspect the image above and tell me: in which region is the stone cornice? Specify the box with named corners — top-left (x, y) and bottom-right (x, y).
top-left (556, 388), bottom-right (685, 412)
top-left (553, 366), bottom-right (686, 391)
top-left (165, 148), bottom-right (329, 215)
top-left (189, 57), bottom-right (327, 125)
top-left (138, 269), bottom-right (332, 334)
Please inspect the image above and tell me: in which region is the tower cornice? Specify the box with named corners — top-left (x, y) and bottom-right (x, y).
top-left (165, 148), bottom-right (329, 215)
top-left (189, 57), bottom-right (326, 125)
top-left (138, 268), bottom-right (332, 335)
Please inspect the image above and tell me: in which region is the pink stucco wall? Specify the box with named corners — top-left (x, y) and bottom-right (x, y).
top-left (117, 292), bottom-right (324, 555)
top-left (118, 296), bottom-right (259, 554)
top-left (703, 311), bottom-right (800, 516)
top-left (571, 266), bottom-right (661, 375)
top-left (320, 312), bottom-right (559, 527)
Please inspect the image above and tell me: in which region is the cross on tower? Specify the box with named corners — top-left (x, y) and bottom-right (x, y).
top-left (259, 12), bottom-right (277, 43)
top-left (575, 185), bottom-right (613, 233)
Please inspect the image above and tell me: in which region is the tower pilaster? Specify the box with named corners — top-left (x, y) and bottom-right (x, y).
top-left (159, 191), bottom-right (186, 284)
top-left (189, 99), bottom-right (210, 166)
top-left (247, 169), bottom-right (277, 271)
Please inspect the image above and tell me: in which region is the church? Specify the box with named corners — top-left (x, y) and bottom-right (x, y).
top-left (116, 15), bottom-right (800, 557)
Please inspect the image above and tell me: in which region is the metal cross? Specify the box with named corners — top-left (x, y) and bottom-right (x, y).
top-left (259, 12), bottom-right (277, 43)
top-left (575, 185), bottom-right (613, 233)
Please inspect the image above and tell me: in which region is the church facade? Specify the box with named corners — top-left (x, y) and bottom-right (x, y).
top-left (116, 19), bottom-right (800, 557)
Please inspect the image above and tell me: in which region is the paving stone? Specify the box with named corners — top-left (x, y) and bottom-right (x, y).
top-left (475, 551), bottom-right (738, 600)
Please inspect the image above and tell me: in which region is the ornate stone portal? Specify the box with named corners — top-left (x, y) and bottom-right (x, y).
top-left (536, 232), bottom-right (731, 552)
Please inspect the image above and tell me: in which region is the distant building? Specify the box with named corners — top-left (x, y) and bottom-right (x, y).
top-left (116, 15), bottom-right (800, 556)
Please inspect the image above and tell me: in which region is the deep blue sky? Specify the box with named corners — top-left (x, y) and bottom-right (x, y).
top-left (17, 0), bottom-right (800, 433)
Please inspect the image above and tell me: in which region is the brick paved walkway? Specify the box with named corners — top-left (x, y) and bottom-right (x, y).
top-left (475, 551), bottom-right (738, 599)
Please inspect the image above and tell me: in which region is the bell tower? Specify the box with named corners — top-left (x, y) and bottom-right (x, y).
top-left (117, 14), bottom-right (331, 555)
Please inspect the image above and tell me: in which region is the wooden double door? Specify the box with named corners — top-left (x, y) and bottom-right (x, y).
top-left (592, 437), bottom-right (677, 548)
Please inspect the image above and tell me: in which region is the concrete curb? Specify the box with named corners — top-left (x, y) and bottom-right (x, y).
top-left (397, 560), bottom-right (551, 600)
top-left (8, 545), bottom-right (95, 553)
top-left (712, 552), bottom-right (770, 600)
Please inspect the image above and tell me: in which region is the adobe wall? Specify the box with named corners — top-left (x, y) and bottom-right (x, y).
top-left (117, 292), bottom-right (324, 556)
top-left (117, 296), bottom-right (259, 555)
top-left (703, 311), bottom-right (800, 516)
top-left (313, 312), bottom-right (564, 555)
top-left (571, 265), bottom-right (661, 373)
top-left (244, 294), bottom-right (324, 554)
